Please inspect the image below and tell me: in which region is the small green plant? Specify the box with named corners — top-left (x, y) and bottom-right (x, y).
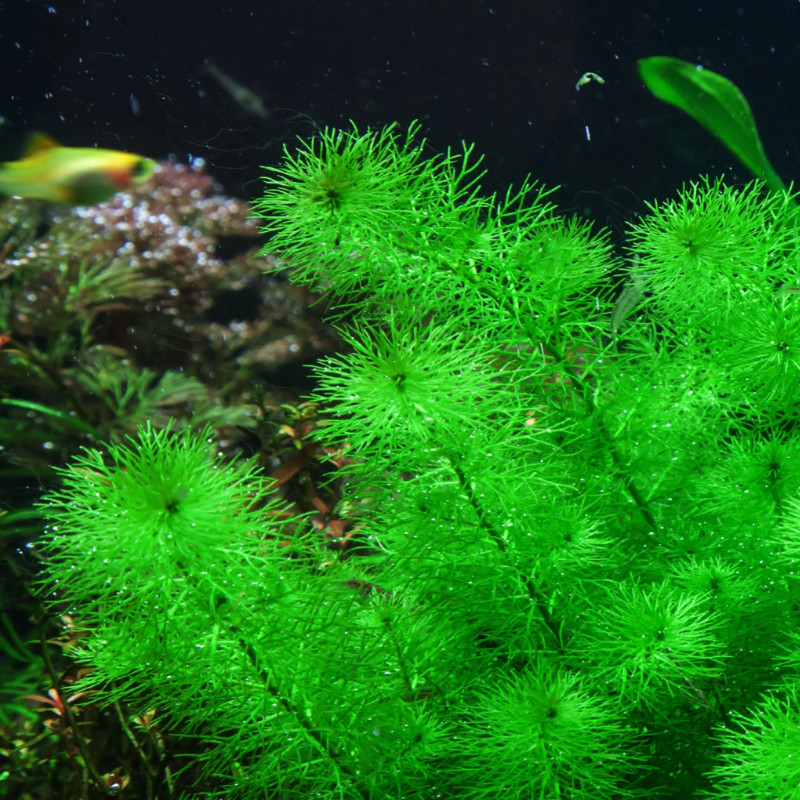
top-left (37, 121), bottom-right (800, 798)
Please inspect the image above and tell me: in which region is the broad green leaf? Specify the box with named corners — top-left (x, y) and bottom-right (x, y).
top-left (638, 56), bottom-right (788, 195)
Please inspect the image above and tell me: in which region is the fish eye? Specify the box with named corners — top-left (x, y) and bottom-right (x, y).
top-left (132, 158), bottom-right (153, 178)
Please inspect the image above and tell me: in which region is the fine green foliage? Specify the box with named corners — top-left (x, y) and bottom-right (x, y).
top-left (37, 424), bottom-right (296, 678)
top-left (313, 314), bottom-right (514, 461)
top-left (455, 658), bottom-right (639, 800)
top-left (575, 581), bottom-right (726, 709)
top-left (626, 178), bottom-right (800, 411)
top-left (38, 123), bottom-right (800, 798)
top-left (708, 682), bottom-right (800, 799)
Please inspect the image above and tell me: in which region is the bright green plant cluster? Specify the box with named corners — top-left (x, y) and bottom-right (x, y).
top-left (39, 121), bottom-right (800, 799)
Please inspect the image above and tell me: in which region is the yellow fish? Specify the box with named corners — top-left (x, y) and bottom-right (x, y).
top-left (0, 134), bottom-right (155, 205)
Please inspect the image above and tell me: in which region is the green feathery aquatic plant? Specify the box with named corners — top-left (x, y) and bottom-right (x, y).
top-left (37, 121), bottom-right (800, 799)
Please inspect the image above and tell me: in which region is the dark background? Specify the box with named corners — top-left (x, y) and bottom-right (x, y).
top-left (2, 0), bottom-right (800, 230)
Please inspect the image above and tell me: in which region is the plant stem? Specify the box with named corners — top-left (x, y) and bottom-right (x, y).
top-left (35, 608), bottom-right (108, 796)
top-left (449, 265), bottom-right (659, 534)
top-left (233, 632), bottom-right (372, 800)
top-left (450, 461), bottom-right (563, 651)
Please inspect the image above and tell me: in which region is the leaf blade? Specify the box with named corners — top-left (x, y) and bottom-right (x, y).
top-left (638, 56), bottom-right (788, 194)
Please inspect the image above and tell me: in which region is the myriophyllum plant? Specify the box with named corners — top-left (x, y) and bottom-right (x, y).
top-left (39, 117), bottom-right (800, 799)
